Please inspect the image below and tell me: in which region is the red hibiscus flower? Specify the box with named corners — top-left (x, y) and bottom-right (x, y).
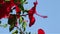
top-left (0, 0), bottom-right (21, 19)
top-left (0, 0), bottom-right (13, 19)
top-left (38, 29), bottom-right (45, 34)
top-left (10, 0), bottom-right (21, 18)
top-left (0, 2), bottom-right (10, 19)
top-left (0, 0), bottom-right (5, 4)
top-left (28, 0), bottom-right (38, 27)
top-left (28, 0), bottom-right (47, 27)
top-left (29, 16), bottom-right (35, 27)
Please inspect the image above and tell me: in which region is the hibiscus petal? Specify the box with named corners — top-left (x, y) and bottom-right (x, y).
top-left (29, 16), bottom-right (35, 27)
top-left (38, 29), bottom-right (45, 34)
top-left (28, 0), bottom-right (38, 27)
top-left (0, 0), bottom-right (5, 4)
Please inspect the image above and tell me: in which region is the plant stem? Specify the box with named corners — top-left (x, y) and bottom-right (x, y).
top-left (16, 26), bottom-right (24, 34)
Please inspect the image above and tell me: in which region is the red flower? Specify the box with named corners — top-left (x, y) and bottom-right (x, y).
top-left (0, 1), bottom-right (11, 19)
top-left (38, 29), bottom-right (45, 34)
top-left (10, 0), bottom-right (21, 18)
top-left (28, 0), bottom-right (38, 15)
top-left (0, 2), bottom-right (11, 19)
top-left (0, 0), bottom-right (5, 4)
top-left (28, 0), bottom-right (47, 27)
top-left (29, 16), bottom-right (35, 27)
top-left (28, 0), bottom-right (38, 27)
top-left (16, 12), bottom-right (21, 18)
top-left (15, 4), bottom-right (21, 18)
top-left (0, 0), bottom-right (21, 19)
top-left (15, 6), bottom-right (21, 13)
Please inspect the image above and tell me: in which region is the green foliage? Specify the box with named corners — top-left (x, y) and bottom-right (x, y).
top-left (20, 32), bottom-right (23, 34)
top-left (8, 14), bottom-right (17, 25)
top-left (12, 30), bottom-right (18, 34)
top-left (20, 0), bottom-right (26, 4)
top-left (0, 24), bottom-right (8, 28)
top-left (8, 14), bottom-right (17, 32)
top-left (19, 16), bottom-right (24, 24)
top-left (5, 0), bottom-right (10, 1)
top-left (18, 4), bottom-right (24, 11)
top-left (0, 0), bottom-right (40, 34)
top-left (14, 0), bottom-right (17, 3)
top-left (18, 0), bottom-right (28, 14)
top-left (19, 5), bottom-right (28, 14)
top-left (22, 21), bottom-right (27, 31)
top-left (9, 25), bottom-right (14, 32)
top-left (3, 24), bottom-right (8, 28)
top-left (23, 10), bottom-right (28, 13)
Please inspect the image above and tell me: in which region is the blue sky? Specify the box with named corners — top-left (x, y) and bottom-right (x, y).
top-left (0, 0), bottom-right (60, 34)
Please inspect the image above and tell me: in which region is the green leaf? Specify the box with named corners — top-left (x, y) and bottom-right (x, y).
top-left (19, 16), bottom-right (24, 24)
top-left (24, 27), bottom-right (26, 31)
top-left (20, 32), bottom-right (22, 34)
top-left (0, 24), bottom-right (7, 28)
top-left (3, 24), bottom-right (8, 28)
top-left (14, 0), bottom-right (17, 3)
top-left (20, 0), bottom-right (26, 4)
top-left (8, 14), bottom-right (17, 25)
top-left (12, 30), bottom-right (18, 34)
top-left (5, 0), bottom-right (10, 1)
top-left (9, 25), bottom-right (14, 32)
top-left (23, 10), bottom-right (28, 13)
top-left (22, 22), bottom-right (27, 31)
top-left (24, 0), bottom-right (26, 2)
top-left (18, 4), bottom-right (24, 11)
top-left (18, 3), bottom-right (28, 14)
